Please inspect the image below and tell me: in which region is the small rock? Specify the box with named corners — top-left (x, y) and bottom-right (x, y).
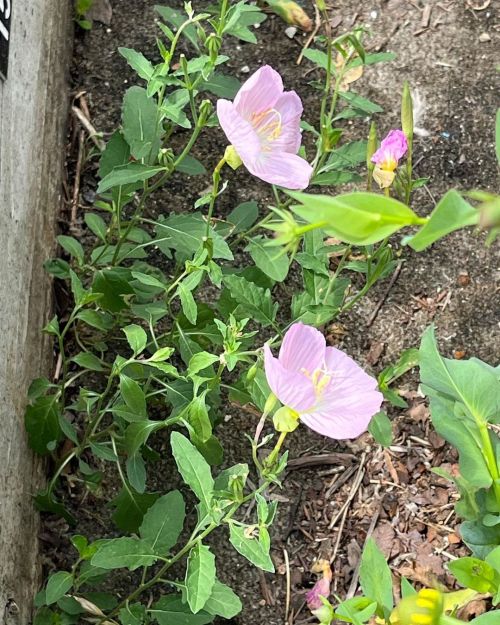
top-left (370, 10), bottom-right (378, 19)
top-left (479, 32), bottom-right (491, 42)
top-left (240, 65), bottom-right (250, 74)
top-left (285, 26), bottom-right (297, 39)
top-left (457, 271), bottom-right (470, 287)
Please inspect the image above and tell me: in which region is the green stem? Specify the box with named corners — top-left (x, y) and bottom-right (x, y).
top-left (205, 156), bottom-right (227, 238)
top-left (479, 424), bottom-right (500, 502)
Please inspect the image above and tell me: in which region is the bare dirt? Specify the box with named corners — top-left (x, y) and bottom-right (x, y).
top-left (41, 1), bottom-right (499, 624)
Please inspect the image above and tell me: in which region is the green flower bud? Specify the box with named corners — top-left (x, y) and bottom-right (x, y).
top-left (401, 81), bottom-right (414, 144)
top-left (273, 406), bottom-right (300, 433)
top-left (367, 121), bottom-right (377, 171)
top-left (263, 393), bottom-right (278, 416)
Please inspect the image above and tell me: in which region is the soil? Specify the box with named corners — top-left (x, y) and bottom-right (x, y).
top-left (41, 1), bottom-right (499, 624)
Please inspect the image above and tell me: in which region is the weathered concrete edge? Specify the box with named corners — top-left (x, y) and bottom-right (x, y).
top-left (0, 1), bottom-right (71, 623)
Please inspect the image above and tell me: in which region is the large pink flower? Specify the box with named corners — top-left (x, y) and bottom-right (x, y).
top-left (217, 65), bottom-right (313, 190)
top-left (264, 323), bottom-right (383, 439)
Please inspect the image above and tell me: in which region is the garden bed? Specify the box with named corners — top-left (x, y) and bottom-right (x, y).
top-left (38, 1), bottom-right (499, 624)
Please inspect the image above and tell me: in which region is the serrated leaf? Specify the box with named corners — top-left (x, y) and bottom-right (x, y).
top-left (245, 237), bottom-right (289, 282)
top-left (119, 47), bottom-right (154, 81)
top-left (223, 275), bottom-right (277, 327)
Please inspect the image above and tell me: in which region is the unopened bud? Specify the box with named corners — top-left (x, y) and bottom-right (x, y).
top-left (198, 99), bottom-right (213, 124)
top-left (266, 0), bottom-right (313, 32)
top-left (246, 362), bottom-right (259, 382)
top-left (263, 393), bottom-right (277, 416)
top-left (273, 406), bottom-right (300, 433)
top-left (206, 33), bottom-right (221, 63)
top-left (224, 145), bottom-right (243, 170)
top-left (367, 121), bottom-right (377, 171)
top-left (401, 81), bottom-right (414, 145)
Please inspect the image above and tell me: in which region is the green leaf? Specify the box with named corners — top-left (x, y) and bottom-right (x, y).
top-left (155, 5), bottom-right (200, 49)
top-left (123, 324), bottom-right (148, 355)
top-left (98, 163), bottom-right (165, 193)
top-left (407, 190), bottom-right (479, 251)
top-left (119, 603), bottom-right (146, 625)
top-left (150, 595), bottom-right (213, 625)
top-left (92, 268), bottom-right (134, 312)
top-left (203, 580), bottom-right (242, 619)
top-left (368, 411), bottom-right (393, 447)
top-left (119, 375), bottom-right (147, 418)
top-left (44, 258), bottom-right (71, 279)
top-left (340, 91), bottom-right (383, 114)
top-left (223, 275), bottom-right (278, 327)
top-left (245, 237), bottom-right (289, 281)
top-left (188, 396), bottom-right (212, 443)
top-left (176, 155), bottom-right (207, 176)
top-left (359, 538), bottom-right (393, 619)
top-left (57, 235), bottom-right (84, 265)
top-left (126, 453), bottom-right (147, 493)
top-left (110, 487), bottom-right (158, 533)
top-left (225, 201), bottom-right (259, 234)
top-left (99, 130), bottom-right (131, 179)
top-left (302, 48), bottom-right (330, 71)
top-left (85, 213), bottom-right (107, 241)
top-left (200, 72), bottom-right (240, 98)
top-left (119, 47), bottom-right (154, 81)
top-left (228, 523), bottom-right (274, 572)
top-left (155, 213), bottom-right (233, 261)
top-left (448, 557), bottom-right (497, 593)
top-left (34, 489), bottom-right (76, 524)
top-left (71, 352), bottom-right (105, 372)
top-left (45, 571), bottom-right (73, 605)
top-left (470, 613), bottom-right (500, 625)
top-left (125, 420), bottom-right (164, 456)
top-left (289, 191), bottom-right (424, 245)
top-left (122, 86), bottom-right (162, 160)
top-left (322, 140), bottom-right (368, 171)
top-left (188, 352), bottom-right (219, 376)
top-left (419, 326), bottom-right (500, 487)
top-left (76, 309), bottom-right (114, 331)
top-left (25, 395), bottom-right (62, 455)
top-left (139, 490), bottom-right (185, 555)
top-left (178, 283), bottom-right (198, 325)
top-left (460, 521), bottom-right (500, 559)
top-left (171, 432), bottom-right (214, 518)
top-left (91, 537), bottom-right (157, 570)
top-left (186, 543), bottom-right (216, 613)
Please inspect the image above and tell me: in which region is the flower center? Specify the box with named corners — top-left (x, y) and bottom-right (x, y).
top-left (378, 155), bottom-right (398, 172)
top-left (251, 108), bottom-right (283, 141)
top-left (301, 366), bottom-right (332, 397)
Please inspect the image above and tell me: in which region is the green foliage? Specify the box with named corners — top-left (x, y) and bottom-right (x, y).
top-left (26, 4), bottom-right (493, 624)
top-left (420, 326), bottom-right (500, 556)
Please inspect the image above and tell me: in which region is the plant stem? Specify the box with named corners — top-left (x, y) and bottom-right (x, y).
top-left (205, 156), bottom-right (227, 238)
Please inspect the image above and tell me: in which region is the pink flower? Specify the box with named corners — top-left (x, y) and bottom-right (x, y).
top-left (263, 323), bottom-right (383, 439)
top-left (217, 65), bottom-right (313, 190)
top-left (306, 576), bottom-right (331, 611)
top-left (371, 129), bottom-right (408, 188)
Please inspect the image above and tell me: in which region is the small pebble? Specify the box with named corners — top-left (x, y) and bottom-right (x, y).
top-left (479, 32), bottom-right (491, 42)
top-left (285, 26), bottom-right (297, 39)
top-left (370, 10), bottom-right (378, 19)
top-left (457, 272), bottom-right (470, 287)
top-left (240, 65), bottom-right (250, 73)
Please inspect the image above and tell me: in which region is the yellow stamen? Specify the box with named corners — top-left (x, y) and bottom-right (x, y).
top-left (251, 108), bottom-right (283, 140)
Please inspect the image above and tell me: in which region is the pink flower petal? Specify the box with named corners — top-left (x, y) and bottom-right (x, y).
top-left (371, 129), bottom-right (408, 167)
top-left (264, 344), bottom-right (317, 412)
top-left (278, 322), bottom-right (325, 374)
top-left (271, 91), bottom-right (303, 154)
top-left (301, 347), bottom-right (383, 439)
top-left (216, 99), bottom-right (261, 160)
top-left (234, 65), bottom-right (283, 119)
top-left (246, 151), bottom-right (313, 190)
top-left (306, 577), bottom-right (331, 611)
